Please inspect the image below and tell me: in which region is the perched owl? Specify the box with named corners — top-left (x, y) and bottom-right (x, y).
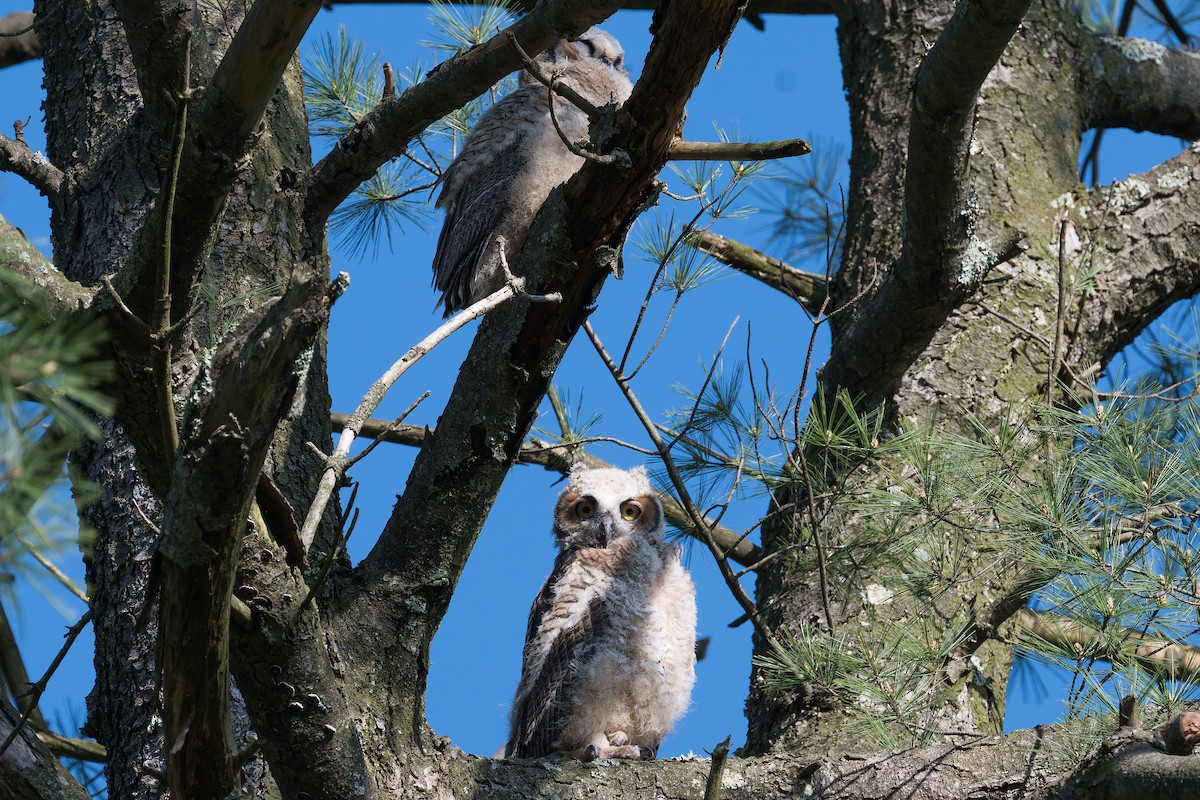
top-left (505, 465), bottom-right (697, 760)
top-left (431, 28), bottom-right (633, 315)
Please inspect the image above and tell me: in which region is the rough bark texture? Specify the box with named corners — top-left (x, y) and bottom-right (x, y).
top-left (3, 0), bottom-right (1200, 797)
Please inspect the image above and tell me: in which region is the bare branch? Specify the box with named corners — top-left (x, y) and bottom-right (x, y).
top-left (0, 127), bottom-right (63, 207)
top-left (692, 230), bottom-right (826, 310)
top-left (35, 730), bottom-right (107, 763)
top-left (299, 271), bottom-right (552, 550)
top-left (668, 137), bottom-right (811, 161)
top-left (1084, 34), bottom-right (1200, 140)
top-left (0, 11), bottom-right (40, 70)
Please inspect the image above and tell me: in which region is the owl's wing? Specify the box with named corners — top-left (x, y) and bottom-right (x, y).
top-left (431, 165), bottom-right (519, 314)
top-left (506, 551), bottom-right (608, 758)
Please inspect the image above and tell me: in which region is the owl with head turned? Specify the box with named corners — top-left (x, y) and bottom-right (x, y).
top-left (505, 465), bottom-right (697, 760)
top-left (431, 28), bottom-right (633, 316)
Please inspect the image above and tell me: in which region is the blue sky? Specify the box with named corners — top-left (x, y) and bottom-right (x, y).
top-left (0, 0), bottom-right (1191, 765)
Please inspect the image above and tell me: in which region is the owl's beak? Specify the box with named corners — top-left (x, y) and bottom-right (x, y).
top-left (600, 514), bottom-right (617, 547)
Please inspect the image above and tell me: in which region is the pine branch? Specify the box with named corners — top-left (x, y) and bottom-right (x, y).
top-left (1018, 608), bottom-right (1200, 683)
top-left (1083, 33), bottom-right (1200, 141)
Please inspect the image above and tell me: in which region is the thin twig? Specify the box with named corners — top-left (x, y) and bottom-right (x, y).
top-left (584, 321), bottom-right (780, 652)
top-left (153, 27), bottom-right (195, 467)
top-left (1047, 217), bottom-right (1071, 404)
top-left (504, 30), bottom-right (600, 119)
top-left (297, 256), bottom-right (559, 549)
top-left (0, 610), bottom-right (93, 759)
top-left (12, 531), bottom-right (88, 601)
top-left (546, 73), bottom-right (627, 166)
top-left (343, 392), bottom-right (430, 470)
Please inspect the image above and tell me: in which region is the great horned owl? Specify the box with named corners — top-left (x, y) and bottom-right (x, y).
top-left (431, 28), bottom-right (633, 315)
top-left (505, 465), bottom-right (697, 760)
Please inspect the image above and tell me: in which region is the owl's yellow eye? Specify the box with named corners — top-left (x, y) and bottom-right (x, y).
top-left (620, 501), bottom-right (641, 521)
top-left (575, 498), bottom-right (596, 519)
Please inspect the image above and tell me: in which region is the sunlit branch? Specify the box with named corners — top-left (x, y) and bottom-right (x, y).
top-left (299, 268), bottom-right (560, 549)
top-left (692, 230), bottom-right (826, 311)
top-left (1018, 608), bottom-right (1200, 683)
top-left (35, 730), bottom-right (107, 763)
top-left (668, 138), bottom-right (811, 161)
top-left (0, 123), bottom-right (63, 207)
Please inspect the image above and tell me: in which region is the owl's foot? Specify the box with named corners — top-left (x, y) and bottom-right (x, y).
top-left (607, 731), bottom-right (629, 747)
top-left (577, 743), bottom-right (654, 761)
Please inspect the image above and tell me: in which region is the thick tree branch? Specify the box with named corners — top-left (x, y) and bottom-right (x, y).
top-left (123, 0), bottom-right (321, 324)
top-left (329, 412), bottom-right (763, 567)
top-left (1018, 608), bottom-right (1200, 683)
top-left (111, 0), bottom-right (207, 123)
top-left (0, 11), bottom-right (39, 70)
top-left (692, 230), bottom-right (826, 310)
top-left (0, 130), bottom-right (63, 210)
top-left (0, 216), bottom-right (94, 318)
top-left (192, 0), bottom-right (324, 147)
top-left (1083, 34), bottom-right (1200, 140)
top-left (303, 0), bottom-right (626, 227)
top-left (273, 721), bottom-right (1200, 800)
top-left (1072, 147), bottom-right (1200, 372)
top-left (820, 0), bottom-right (1034, 403)
top-left (0, 698), bottom-right (89, 800)
top-left (668, 137), bottom-right (812, 161)
top-left (157, 267), bottom-right (340, 800)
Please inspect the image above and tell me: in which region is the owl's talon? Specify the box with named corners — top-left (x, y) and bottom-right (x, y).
top-left (581, 744), bottom-right (600, 762)
top-left (607, 731), bottom-right (629, 747)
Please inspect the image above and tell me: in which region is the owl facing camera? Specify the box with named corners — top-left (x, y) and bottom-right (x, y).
top-left (505, 465), bottom-right (697, 761)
